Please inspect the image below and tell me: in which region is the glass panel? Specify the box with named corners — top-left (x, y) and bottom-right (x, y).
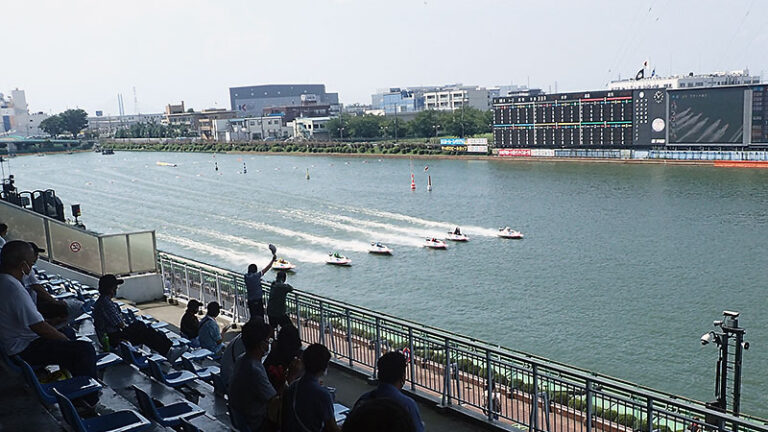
top-left (128, 231), bottom-right (156, 273)
top-left (101, 235), bottom-right (130, 275)
top-left (0, 201), bottom-right (48, 258)
top-left (48, 221), bottom-right (102, 275)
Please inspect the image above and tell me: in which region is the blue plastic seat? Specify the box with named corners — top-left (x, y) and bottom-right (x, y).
top-left (180, 417), bottom-right (202, 432)
top-left (118, 342), bottom-right (166, 370)
top-left (132, 385), bottom-right (205, 427)
top-left (180, 356), bottom-right (220, 381)
top-left (181, 348), bottom-right (213, 362)
top-left (96, 352), bottom-right (122, 370)
top-left (147, 359), bottom-right (198, 388)
top-left (334, 403), bottom-right (351, 425)
top-left (228, 403), bottom-right (253, 432)
top-left (18, 358), bottom-right (101, 405)
top-left (53, 388), bottom-right (151, 432)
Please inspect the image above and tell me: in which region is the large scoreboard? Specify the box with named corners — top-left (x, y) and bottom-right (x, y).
top-left (493, 89), bottom-right (668, 148)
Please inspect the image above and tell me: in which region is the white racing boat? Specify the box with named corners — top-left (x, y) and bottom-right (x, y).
top-left (326, 252), bottom-right (352, 266)
top-left (445, 232), bottom-right (469, 242)
top-left (498, 226), bottom-right (524, 239)
top-left (272, 258), bottom-right (296, 271)
top-left (424, 238), bottom-right (447, 249)
top-left (368, 242), bottom-right (393, 255)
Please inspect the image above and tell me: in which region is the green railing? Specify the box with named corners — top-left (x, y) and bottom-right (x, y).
top-left (158, 251), bottom-right (768, 432)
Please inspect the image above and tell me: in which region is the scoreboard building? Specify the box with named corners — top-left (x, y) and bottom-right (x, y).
top-left (493, 85), bottom-right (768, 150)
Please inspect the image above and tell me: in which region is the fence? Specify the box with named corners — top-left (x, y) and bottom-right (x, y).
top-left (159, 251), bottom-right (768, 432)
top-left (0, 199), bottom-right (156, 276)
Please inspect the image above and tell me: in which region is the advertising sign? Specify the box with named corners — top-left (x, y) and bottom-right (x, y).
top-left (466, 138), bottom-right (488, 145)
top-left (466, 145), bottom-right (488, 153)
top-left (440, 138), bottom-right (466, 146)
top-left (498, 148), bottom-right (532, 157)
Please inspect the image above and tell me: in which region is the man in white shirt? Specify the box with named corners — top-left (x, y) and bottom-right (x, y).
top-left (0, 241), bottom-right (97, 380)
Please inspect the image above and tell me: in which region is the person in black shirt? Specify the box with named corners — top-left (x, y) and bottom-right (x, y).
top-left (180, 299), bottom-right (202, 340)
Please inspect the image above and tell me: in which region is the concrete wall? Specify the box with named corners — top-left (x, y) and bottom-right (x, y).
top-left (36, 259), bottom-right (164, 304)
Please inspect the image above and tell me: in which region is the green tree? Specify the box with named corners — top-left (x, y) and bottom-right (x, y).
top-left (39, 115), bottom-right (64, 138)
top-left (58, 109), bottom-right (89, 139)
top-left (347, 115), bottom-right (383, 138)
top-left (409, 110), bottom-right (442, 138)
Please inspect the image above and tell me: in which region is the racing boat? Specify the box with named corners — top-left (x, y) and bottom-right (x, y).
top-left (498, 227), bottom-right (524, 239)
top-left (272, 258), bottom-right (296, 271)
top-left (424, 238), bottom-right (447, 249)
top-left (326, 252), bottom-right (352, 266)
top-left (445, 227), bottom-right (469, 241)
top-left (368, 242), bottom-right (393, 255)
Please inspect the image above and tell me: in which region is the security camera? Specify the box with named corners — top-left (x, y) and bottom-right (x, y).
top-left (701, 332), bottom-right (715, 345)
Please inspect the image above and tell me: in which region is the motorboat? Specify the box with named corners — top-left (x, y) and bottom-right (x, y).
top-left (101, 149), bottom-right (114, 155)
top-left (272, 258), bottom-right (296, 271)
top-left (424, 238), bottom-right (447, 249)
top-left (326, 252), bottom-right (352, 266)
top-left (498, 227), bottom-right (524, 239)
top-left (156, 161), bottom-right (177, 167)
top-left (368, 242), bottom-right (393, 255)
top-left (445, 231), bottom-right (469, 242)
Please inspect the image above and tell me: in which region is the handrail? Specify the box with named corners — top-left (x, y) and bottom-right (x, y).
top-left (158, 250), bottom-right (768, 431)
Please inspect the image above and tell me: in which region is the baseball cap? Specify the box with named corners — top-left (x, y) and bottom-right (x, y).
top-left (28, 242), bottom-right (45, 254)
top-left (98, 274), bottom-right (124, 290)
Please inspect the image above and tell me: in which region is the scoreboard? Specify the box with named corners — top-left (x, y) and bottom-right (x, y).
top-left (494, 90), bottom-right (640, 148)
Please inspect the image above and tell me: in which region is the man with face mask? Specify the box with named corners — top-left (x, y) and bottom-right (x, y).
top-left (0, 241), bottom-right (98, 380)
top-left (281, 343), bottom-right (340, 432)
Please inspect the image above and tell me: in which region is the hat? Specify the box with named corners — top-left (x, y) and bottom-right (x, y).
top-left (28, 242), bottom-right (45, 254)
top-left (98, 274), bottom-right (124, 290)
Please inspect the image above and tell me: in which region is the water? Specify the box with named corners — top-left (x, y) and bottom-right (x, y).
top-left (13, 151), bottom-right (768, 416)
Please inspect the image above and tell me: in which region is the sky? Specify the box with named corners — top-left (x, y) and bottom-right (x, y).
top-left (3, 0), bottom-right (767, 116)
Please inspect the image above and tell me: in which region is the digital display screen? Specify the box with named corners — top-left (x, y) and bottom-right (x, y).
top-left (669, 88), bottom-right (744, 144)
top-left (751, 86), bottom-right (768, 144)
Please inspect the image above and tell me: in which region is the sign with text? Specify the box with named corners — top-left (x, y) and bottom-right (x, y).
top-left (498, 148), bottom-right (532, 157)
top-left (440, 138), bottom-right (466, 146)
top-left (466, 145), bottom-right (488, 153)
top-left (466, 138), bottom-right (488, 145)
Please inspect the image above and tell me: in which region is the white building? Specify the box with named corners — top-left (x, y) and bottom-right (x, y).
top-left (213, 116), bottom-right (292, 142)
top-left (87, 113), bottom-right (164, 137)
top-left (0, 89), bottom-right (49, 137)
top-left (608, 69), bottom-right (761, 91)
top-left (423, 86), bottom-right (492, 111)
top-left (292, 117), bottom-right (330, 140)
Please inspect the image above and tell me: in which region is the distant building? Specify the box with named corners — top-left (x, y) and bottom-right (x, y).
top-left (214, 116), bottom-right (292, 141)
top-left (162, 103), bottom-right (236, 139)
top-left (229, 84), bottom-right (339, 118)
top-left (0, 89), bottom-right (49, 137)
top-left (371, 88), bottom-right (424, 114)
top-left (88, 113), bottom-right (164, 137)
top-left (608, 69), bottom-right (761, 91)
top-left (372, 85), bottom-right (495, 113)
top-left (292, 117), bottom-right (330, 140)
top-left (423, 86), bottom-right (492, 111)
top-left (263, 103), bottom-right (331, 124)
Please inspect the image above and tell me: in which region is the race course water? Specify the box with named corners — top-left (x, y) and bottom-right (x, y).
top-left (14, 151), bottom-right (768, 416)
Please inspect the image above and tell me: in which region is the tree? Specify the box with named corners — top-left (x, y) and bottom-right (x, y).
top-left (58, 109), bottom-right (89, 139)
top-left (409, 110), bottom-right (441, 138)
top-left (347, 115), bottom-right (383, 138)
top-left (39, 115), bottom-right (64, 138)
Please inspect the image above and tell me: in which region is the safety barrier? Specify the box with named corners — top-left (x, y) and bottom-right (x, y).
top-left (159, 251), bottom-right (768, 432)
top-left (0, 199), bottom-right (157, 276)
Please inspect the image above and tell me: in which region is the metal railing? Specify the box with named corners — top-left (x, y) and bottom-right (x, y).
top-left (159, 251), bottom-right (768, 432)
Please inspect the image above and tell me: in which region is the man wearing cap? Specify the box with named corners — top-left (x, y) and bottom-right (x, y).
top-left (23, 242), bottom-right (58, 306)
top-left (93, 274), bottom-right (182, 361)
top-left (0, 241), bottom-right (98, 383)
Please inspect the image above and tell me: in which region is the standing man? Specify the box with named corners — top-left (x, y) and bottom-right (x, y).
top-left (0, 241), bottom-right (98, 381)
top-left (267, 271), bottom-right (294, 332)
top-left (245, 251), bottom-right (276, 321)
top-left (355, 352), bottom-right (425, 432)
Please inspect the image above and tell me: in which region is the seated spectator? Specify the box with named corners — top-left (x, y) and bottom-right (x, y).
top-left (267, 271), bottom-right (294, 332)
top-left (354, 352), bottom-right (424, 432)
top-left (92, 274), bottom-right (183, 361)
top-left (0, 241), bottom-right (98, 400)
top-left (37, 300), bottom-right (76, 340)
top-left (198, 301), bottom-right (225, 355)
top-left (263, 324), bottom-right (303, 393)
top-left (180, 299), bottom-right (202, 342)
top-left (219, 331), bottom-right (244, 395)
top-left (229, 320), bottom-right (286, 431)
top-left (281, 344), bottom-right (340, 432)
top-left (22, 242), bottom-right (58, 306)
top-left (342, 397), bottom-right (416, 432)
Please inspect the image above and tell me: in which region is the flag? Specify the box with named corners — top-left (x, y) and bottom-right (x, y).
top-left (635, 69), bottom-right (645, 80)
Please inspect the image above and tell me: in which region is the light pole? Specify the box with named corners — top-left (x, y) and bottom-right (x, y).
top-left (700, 310), bottom-right (749, 425)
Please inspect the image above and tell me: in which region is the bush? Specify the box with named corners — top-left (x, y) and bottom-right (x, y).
top-left (568, 398), bottom-right (587, 411)
top-left (549, 391), bottom-right (572, 406)
top-left (616, 414), bottom-right (637, 428)
top-left (512, 378), bottom-right (537, 394)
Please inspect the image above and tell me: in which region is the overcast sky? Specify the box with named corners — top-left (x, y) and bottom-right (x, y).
top-left (3, 0), bottom-right (767, 115)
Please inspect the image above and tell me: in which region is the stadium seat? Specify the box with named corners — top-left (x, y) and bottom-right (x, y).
top-left (96, 352), bottom-right (122, 370)
top-left (132, 385), bottom-right (205, 427)
top-left (180, 417), bottom-right (202, 432)
top-left (180, 356), bottom-right (220, 381)
top-left (147, 359), bottom-right (198, 388)
top-left (53, 388), bottom-right (151, 432)
top-left (17, 358), bottom-right (101, 405)
top-left (118, 342), bottom-right (166, 370)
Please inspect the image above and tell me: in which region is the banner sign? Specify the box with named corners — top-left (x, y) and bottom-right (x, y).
top-left (440, 138), bottom-right (466, 146)
top-left (442, 145), bottom-right (467, 152)
top-left (498, 148), bottom-right (532, 157)
top-left (467, 145), bottom-right (488, 153)
top-left (466, 138), bottom-right (488, 145)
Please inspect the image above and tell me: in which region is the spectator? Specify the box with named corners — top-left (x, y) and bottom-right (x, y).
top-left (0, 223), bottom-right (7, 249)
top-left (228, 320), bottom-right (285, 431)
top-left (267, 271), bottom-right (294, 332)
top-left (354, 352), bottom-right (424, 432)
top-left (263, 324), bottom-right (303, 392)
top-left (180, 299), bottom-right (202, 341)
top-left (482, 382), bottom-right (502, 420)
top-left (342, 397), bottom-right (416, 432)
top-left (219, 331), bottom-right (245, 394)
top-left (245, 253), bottom-right (276, 321)
top-left (92, 274), bottom-right (183, 361)
top-left (22, 242), bottom-right (58, 305)
top-left (0, 241), bottom-right (98, 387)
top-left (281, 343), bottom-right (340, 432)
top-left (37, 300), bottom-right (76, 340)
top-left (198, 301), bottom-right (225, 355)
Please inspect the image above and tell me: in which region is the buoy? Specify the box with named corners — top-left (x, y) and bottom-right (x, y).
top-left (215, 162), bottom-right (219, 172)
top-left (410, 173), bottom-right (416, 191)
top-left (427, 175), bottom-right (432, 192)
top-left (243, 162), bottom-right (247, 174)
top-left (306, 168), bottom-right (310, 180)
